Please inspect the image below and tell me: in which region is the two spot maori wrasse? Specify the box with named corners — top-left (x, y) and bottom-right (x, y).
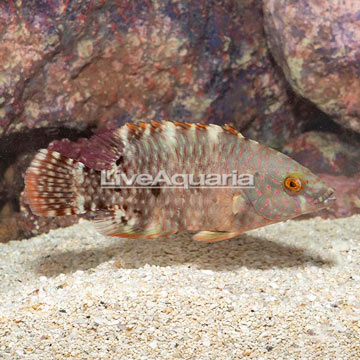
top-left (24, 121), bottom-right (336, 242)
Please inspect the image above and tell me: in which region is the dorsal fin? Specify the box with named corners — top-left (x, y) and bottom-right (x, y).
top-left (196, 123), bottom-right (208, 130)
top-left (151, 120), bottom-right (163, 130)
top-left (173, 121), bottom-right (192, 129)
top-left (126, 123), bottom-right (140, 131)
top-left (223, 124), bottom-right (244, 137)
top-left (161, 121), bottom-right (245, 142)
top-left (171, 121), bottom-right (244, 138)
top-left (49, 129), bottom-right (124, 170)
top-left (139, 122), bottom-right (148, 130)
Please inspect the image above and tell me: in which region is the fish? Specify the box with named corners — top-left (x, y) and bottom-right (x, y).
top-left (24, 121), bottom-right (336, 242)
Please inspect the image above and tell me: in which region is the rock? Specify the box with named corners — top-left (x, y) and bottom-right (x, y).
top-left (18, 199), bottom-right (79, 240)
top-left (201, 1), bottom-right (308, 148)
top-left (317, 174), bottom-right (360, 218)
top-left (264, 0), bottom-right (360, 133)
top-left (0, 0), bottom-right (303, 147)
top-left (0, 215), bottom-right (19, 243)
top-left (283, 131), bottom-right (360, 218)
top-left (283, 132), bottom-right (360, 177)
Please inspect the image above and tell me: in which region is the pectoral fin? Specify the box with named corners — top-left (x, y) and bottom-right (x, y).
top-left (192, 231), bottom-right (242, 242)
top-left (232, 194), bottom-right (246, 215)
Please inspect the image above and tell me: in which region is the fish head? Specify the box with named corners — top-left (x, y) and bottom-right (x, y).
top-left (243, 155), bottom-right (336, 221)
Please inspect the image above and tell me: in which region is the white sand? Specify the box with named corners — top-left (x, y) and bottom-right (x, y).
top-left (0, 216), bottom-right (360, 359)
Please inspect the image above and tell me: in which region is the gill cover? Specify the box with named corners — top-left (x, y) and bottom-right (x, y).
top-left (243, 172), bottom-right (301, 220)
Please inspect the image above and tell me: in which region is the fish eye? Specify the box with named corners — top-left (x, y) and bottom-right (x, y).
top-left (283, 175), bottom-right (303, 193)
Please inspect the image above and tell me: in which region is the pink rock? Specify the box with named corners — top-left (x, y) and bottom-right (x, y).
top-left (317, 174), bottom-right (360, 218)
top-left (283, 131), bottom-right (360, 218)
top-left (264, 0), bottom-right (360, 133)
top-left (0, 1), bottom-right (305, 147)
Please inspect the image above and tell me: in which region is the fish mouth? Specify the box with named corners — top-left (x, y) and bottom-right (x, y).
top-left (313, 187), bottom-right (336, 208)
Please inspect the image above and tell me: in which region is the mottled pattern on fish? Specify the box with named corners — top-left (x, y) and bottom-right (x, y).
top-left (25, 121), bottom-right (335, 241)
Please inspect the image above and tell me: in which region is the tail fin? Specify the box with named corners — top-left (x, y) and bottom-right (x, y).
top-left (25, 149), bottom-right (86, 217)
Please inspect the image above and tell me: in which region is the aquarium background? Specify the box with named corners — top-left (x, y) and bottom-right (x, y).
top-left (0, 0), bottom-right (359, 242)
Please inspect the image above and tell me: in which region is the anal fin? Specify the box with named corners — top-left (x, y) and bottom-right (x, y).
top-left (192, 231), bottom-right (242, 242)
top-left (91, 210), bottom-right (176, 239)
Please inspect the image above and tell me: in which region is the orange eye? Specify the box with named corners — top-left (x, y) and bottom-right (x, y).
top-left (284, 176), bottom-right (303, 193)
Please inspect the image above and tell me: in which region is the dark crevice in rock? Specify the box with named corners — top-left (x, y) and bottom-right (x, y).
top-left (0, 126), bottom-right (94, 171)
top-left (301, 106), bottom-right (340, 134)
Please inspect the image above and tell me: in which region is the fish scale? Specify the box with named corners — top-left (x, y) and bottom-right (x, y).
top-left (25, 121), bottom-right (335, 242)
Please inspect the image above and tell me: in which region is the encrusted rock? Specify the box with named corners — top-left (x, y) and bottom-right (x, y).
top-left (0, 0), bottom-right (303, 147)
top-left (264, 0), bottom-right (360, 133)
top-left (283, 131), bottom-right (360, 217)
top-left (283, 132), bottom-right (360, 177)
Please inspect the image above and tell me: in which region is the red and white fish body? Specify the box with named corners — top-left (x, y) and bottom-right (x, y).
top-left (25, 121), bottom-right (335, 241)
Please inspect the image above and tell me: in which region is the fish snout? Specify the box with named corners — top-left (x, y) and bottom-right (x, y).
top-left (323, 187), bottom-right (336, 206)
top-left (312, 187), bottom-right (336, 207)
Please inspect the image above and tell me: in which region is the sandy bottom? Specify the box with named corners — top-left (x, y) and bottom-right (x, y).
top-left (0, 216), bottom-right (360, 359)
